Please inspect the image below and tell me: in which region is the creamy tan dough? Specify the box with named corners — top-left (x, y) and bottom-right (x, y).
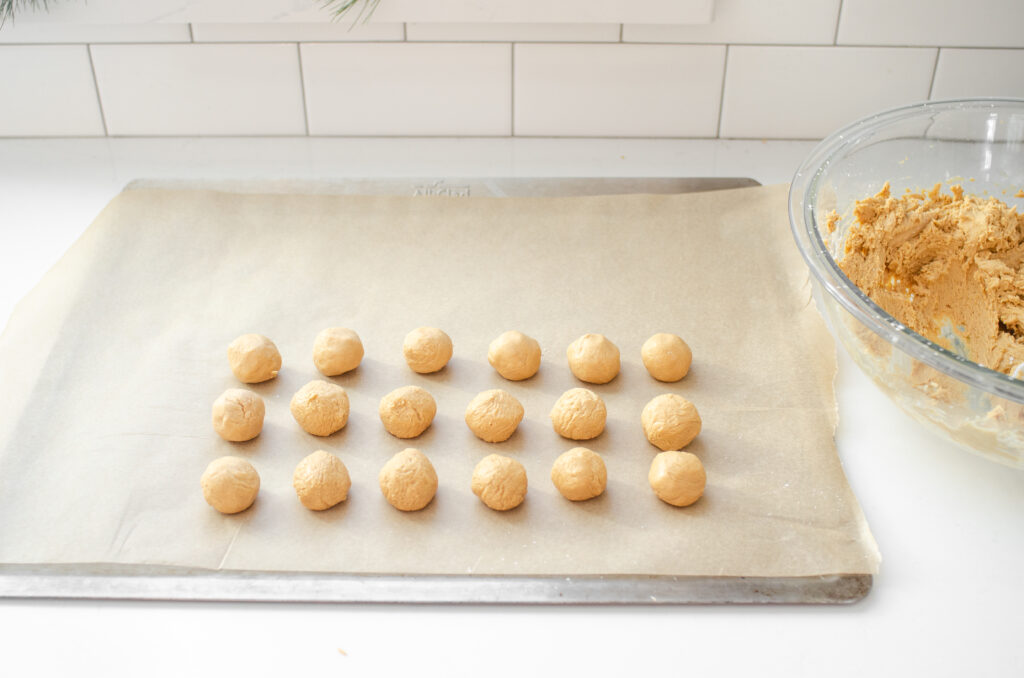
top-left (641, 333), bottom-right (693, 382)
top-left (292, 450), bottom-right (351, 511)
top-left (465, 389), bottom-right (525, 443)
top-left (211, 388), bottom-right (265, 442)
top-left (648, 450), bottom-right (705, 507)
top-left (227, 333), bottom-right (281, 384)
top-left (201, 456), bottom-right (260, 514)
top-left (641, 394), bottom-right (702, 451)
top-left (471, 454), bottom-right (528, 511)
top-left (379, 385), bottom-right (437, 439)
top-left (378, 448), bottom-right (438, 511)
top-left (550, 447), bottom-right (607, 501)
top-left (313, 327), bottom-right (364, 376)
top-left (290, 380), bottom-right (350, 436)
top-left (549, 388), bottom-right (607, 440)
top-left (838, 183), bottom-right (1024, 376)
top-left (487, 330), bottom-right (542, 380)
top-left (403, 327), bottom-right (453, 374)
top-left (566, 333), bottom-right (620, 384)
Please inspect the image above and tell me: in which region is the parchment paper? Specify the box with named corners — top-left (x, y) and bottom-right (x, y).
top-left (0, 184), bottom-right (879, 577)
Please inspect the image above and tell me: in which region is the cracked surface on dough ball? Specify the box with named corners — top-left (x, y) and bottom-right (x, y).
top-left (379, 448), bottom-right (438, 511)
top-left (649, 450), bottom-right (705, 507)
top-left (379, 385), bottom-right (437, 439)
top-left (290, 380), bottom-right (350, 436)
top-left (641, 393), bottom-right (702, 451)
top-left (471, 454), bottom-right (528, 511)
top-left (403, 326), bottom-right (453, 374)
top-left (641, 333), bottom-right (692, 382)
top-left (227, 333), bottom-right (281, 384)
top-left (566, 333), bottom-right (620, 384)
top-left (212, 388), bottom-right (265, 442)
top-left (313, 327), bottom-right (364, 376)
top-left (488, 330), bottom-right (542, 381)
top-left (549, 388), bottom-right (606, 440)
top-left (550, 447), bottom-right (607, 501)
top-left (465, 389), bottom-right (525, 443)
top-left (293, 450), bottom-right (351, 511)
top-left (201, 456), bottom-right (260, 514)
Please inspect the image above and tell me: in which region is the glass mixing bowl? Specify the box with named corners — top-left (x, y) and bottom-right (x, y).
top-left (790, 98), bottom-right (1024, 467)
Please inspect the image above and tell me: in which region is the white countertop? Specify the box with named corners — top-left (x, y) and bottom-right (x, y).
top-left (1, 138), bottom-right (1021, 676)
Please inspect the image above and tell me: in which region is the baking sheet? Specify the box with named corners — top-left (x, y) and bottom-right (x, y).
top-left (0, 183), bottom-right (879, 580)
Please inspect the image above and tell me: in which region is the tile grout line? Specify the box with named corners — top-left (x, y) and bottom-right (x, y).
top-left (927, 47), bottom-right (941, 99)
top-left (833, 0), bottom-right (844, 45)
top-left (715, 45), bottom-right (729, 139)
top-left (85, 44), bottom-right (109, 137)
top-left (296, 43), bottom-right (311, 136)
top-left (0, 39), bottom-right (1013, 48)
top-left (510, 43), bottom-right (516, 136)
top-left (402, 22), bottom-right (407, 41)
top-left (187, 23), bottom-right (194, 42)
top-left (619, 23), bottom-right (623, 42)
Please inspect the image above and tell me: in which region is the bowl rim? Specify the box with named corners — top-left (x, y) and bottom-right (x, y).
top-left (789, 97), bottom-right (1024, 405)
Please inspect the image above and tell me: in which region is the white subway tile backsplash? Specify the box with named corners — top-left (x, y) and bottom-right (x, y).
top-left (624, 0), bottom-right (839, 45)
top-left (406, 22), bottom-right (620, 42)
top-left (300, 43), bottom-right (511, 136)
top-left (0, 23), bottom-right (190, 44)
top-left (3, 9), bottom-right (1022, 141)
top-left (0, 46), bottom-right (104, 136)
top-left (370, 0), bottom-right (712, 24)
top-left (720, 46), bottom-right (936, 139)
top-left (12, 0), bottom-right (710, 25)
top-left (514, 44), bottom-right (725, 137)
top-left (191, 22), bottom-right (404, 43)
top-left (838, 0), bottom-right (1024, 48)
top-left (90, 44), bottom-right (306, 135)
top-left (931, 49), bottom-right (1024, 100)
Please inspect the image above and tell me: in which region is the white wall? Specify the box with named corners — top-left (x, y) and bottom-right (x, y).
top-left (0, 0), bottom-right (1022, 139)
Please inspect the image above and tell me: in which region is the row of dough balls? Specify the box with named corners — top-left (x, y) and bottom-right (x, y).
top-left (201, 447), bottom-right (706, 515)
top-left (214, 384), bottom-right (702, 452)
top-left (227, 328), bottom-right (693, 385)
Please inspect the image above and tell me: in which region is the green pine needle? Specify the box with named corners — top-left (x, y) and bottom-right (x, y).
top-left (322, 0), bottom-right (381, 25)
top-left (1, 1), bottom-right (378, 28)
top-left (1, 0), bottom-right (54, 27)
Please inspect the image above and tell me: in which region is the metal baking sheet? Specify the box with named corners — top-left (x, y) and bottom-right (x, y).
top-left (0, 176), bottom-right (871, 605)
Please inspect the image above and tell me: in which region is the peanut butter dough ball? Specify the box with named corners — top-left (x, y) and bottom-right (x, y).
top-left (488, 330), bottom-right (542, 381)
top-left (641, 333), bottom-right (692, 382)
top-left (292, 450), bottom-right (351, 511)
top-left (549, 388), bottom-right (607, 440)
top-left (227, 333), bottom-right (281, 384)
top-left (379, 448), bottom-right (438, 511)
top-left (212, 388), bottom-right (265, 442)
top-left (465, 389), bottom-right (525, 443)
top-left (641, 394), bottom-right (702, 451)
top-left (550, 447), bottom-right (607, 501)
top-left (403, 327), bottom-right (453, 374)
top-left (649, 451), bottom-right (705, 507)
top-left (290, 380), bottom-right (350, 436)
top-left (201, 456), bottom-right (260, 514)
top-left (313, 327), bottom-right (364, 376)
top-left (471, 454), bottom-right (528, 511)
top-left (567, 333), bottom-right (620, 384)
top-left (379, 385), bottom-right (437, 439)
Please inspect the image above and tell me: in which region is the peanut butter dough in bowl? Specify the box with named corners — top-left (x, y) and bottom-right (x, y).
top-left (790, 98), bottom-right (1024, 466)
